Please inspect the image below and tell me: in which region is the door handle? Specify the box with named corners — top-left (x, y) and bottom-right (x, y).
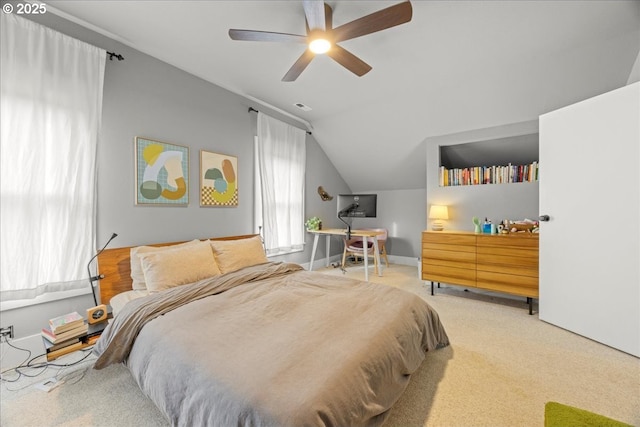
top-left (539, 215), bottom-right (550, 222)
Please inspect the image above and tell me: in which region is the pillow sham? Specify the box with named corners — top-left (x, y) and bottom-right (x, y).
top-left (130, 239), bottom-right (200, 290)
top-left (209, 235), bottom-right (268, 274)
top-left (138, 241), bottom-right (221, 293)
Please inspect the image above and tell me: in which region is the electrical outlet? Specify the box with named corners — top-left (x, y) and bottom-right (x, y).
top-left (0, 325), bottom-right (14, 339)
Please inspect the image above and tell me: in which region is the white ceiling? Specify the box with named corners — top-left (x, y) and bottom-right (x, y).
top-left (46, 0), bottom-right (640, 191)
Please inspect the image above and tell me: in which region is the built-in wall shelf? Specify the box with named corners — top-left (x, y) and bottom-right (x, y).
top-left (438, 133), bottom-right (539, 187)
top-left (439, 162), bottom-right (538, 186)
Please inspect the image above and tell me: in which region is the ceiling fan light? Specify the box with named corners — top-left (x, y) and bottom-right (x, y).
top-left (309, 38), bottom-right (331, 54)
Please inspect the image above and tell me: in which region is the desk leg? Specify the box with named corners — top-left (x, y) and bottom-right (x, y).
top-left (309, 234), bottom-right (319, 271)
top-left (372, 238), bottom-right (382, 276)
top-left (325, 235), bottom-right (331, 268)
top-left (363, 236), bottom-right (369, 281)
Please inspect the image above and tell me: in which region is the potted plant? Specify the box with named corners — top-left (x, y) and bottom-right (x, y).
top-left (305, 216), bottom-right (322, 231)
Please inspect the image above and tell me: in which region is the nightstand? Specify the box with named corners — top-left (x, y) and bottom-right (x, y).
top-left (43, 321), bottom-right (108, 361)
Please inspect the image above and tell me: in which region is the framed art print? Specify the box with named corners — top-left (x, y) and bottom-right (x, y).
top-left (200, 150), bottom-right (238, 207)
top-left (135, 137), bottom-right (189, 206)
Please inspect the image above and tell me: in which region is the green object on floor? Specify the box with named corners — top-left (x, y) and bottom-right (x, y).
top-left (545, 402), bottom-right (632, 427)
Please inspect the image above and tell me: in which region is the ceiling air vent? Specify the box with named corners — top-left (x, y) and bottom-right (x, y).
top-left (294, 102), bottom-right (312, 112)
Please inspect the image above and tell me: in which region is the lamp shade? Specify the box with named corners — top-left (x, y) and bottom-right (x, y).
top-left (429, 205), bottom-right (449, 231)
top-left (429, 205), bottom-right (449, 220)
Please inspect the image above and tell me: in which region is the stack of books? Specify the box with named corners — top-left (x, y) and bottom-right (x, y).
top-left (41, 311), bottom-right (88, 352)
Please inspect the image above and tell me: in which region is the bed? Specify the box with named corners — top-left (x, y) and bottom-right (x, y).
top-left (93, 234), bottom-right (449, 426)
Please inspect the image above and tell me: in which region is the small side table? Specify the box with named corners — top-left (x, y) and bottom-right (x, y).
top-left (43, 321), bottom-right (108, 361)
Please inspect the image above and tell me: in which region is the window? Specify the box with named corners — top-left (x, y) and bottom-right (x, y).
top-left (254, 113), bottom-right (306, 256)
top-left (0, 14), bottom-right (105, 302)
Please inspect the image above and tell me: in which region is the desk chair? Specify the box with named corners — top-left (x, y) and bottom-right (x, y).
top-left (341, 228), bottom-right (388, 273)
top-left (364, 228), bottom-right (389, 267)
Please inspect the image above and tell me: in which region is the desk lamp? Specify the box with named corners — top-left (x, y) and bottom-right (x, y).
top-left (86, 232), bottom-right (117, 323)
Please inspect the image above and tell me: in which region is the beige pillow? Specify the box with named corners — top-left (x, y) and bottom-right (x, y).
top-left (130, 239), bottom-right (200, 290)
top-left (139, 241), bottom-right (221, 293)
top-left (209, 236), bottom-right (268, 274)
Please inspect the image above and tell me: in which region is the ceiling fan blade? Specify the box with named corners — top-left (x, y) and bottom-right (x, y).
top-left (324, 3), bottom-right (333, 30)
top-left (282, 49), bottom-right (315, 82)
top-left (332, 1), bottom-right (413, 43)
top-left (327, 45), bottom-right (372, 77)
top-left (303, 0), bottom-right (326, 31)
top-left (229, 29), bottom-right (306, 43)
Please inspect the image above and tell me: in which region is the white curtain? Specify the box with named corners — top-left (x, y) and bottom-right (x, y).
top-left (256, 112), bottom-right (306, 255)
top-left (0, 14), bottom-right (106, 301)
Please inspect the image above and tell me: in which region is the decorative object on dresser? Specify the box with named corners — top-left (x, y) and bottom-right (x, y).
top-left (421, 230), bottom-right (539, 314)
top-left (472, 216), bottom-right (482, 233)
top-left (429, 205), bottom-right (449, 231)
top-left (507, 219), bottom-right (539, 233)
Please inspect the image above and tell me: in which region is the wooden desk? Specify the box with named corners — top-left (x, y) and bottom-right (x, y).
top-left (308, 228), bottom-right (383, 281)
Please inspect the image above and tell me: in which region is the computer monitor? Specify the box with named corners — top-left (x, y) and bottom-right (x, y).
top-left (337, 194), bottom-right (377, 218)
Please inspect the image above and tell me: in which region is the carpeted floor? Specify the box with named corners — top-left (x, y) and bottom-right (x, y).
top-left (1, 264), bottom-right (639, 426)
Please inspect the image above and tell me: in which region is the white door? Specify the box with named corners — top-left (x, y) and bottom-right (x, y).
top-left (539, 82), bottom-right (639, 357)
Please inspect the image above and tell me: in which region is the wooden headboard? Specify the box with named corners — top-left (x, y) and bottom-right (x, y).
top-left (97, 234), bottom-right (258, 305)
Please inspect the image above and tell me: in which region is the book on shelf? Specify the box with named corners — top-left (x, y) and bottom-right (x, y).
top-left (438, 161), bottom-right (539, 186)
top-left (41, 323), bottom-right (88, 344)
top-left (48, 311), bottom-right (84, 334)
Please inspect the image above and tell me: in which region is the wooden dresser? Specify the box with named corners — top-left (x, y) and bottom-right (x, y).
top-left (421, 230), bottom-right (539, 314)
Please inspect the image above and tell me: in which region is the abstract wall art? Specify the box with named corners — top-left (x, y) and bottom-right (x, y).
top-left (135, 137), bottom-right (189, 206)
top-left (200, 150), bottom-right (238, 207)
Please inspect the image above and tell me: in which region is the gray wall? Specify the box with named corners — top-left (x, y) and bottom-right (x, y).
top-left (348, 189), bottom-right (427, 259)
top-left (425, 120), bottom-right (540, 232)
top-left (0, 11), bottom-right (349, 341)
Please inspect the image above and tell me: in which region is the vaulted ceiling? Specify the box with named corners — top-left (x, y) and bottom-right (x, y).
top-left (47, 1), bottom-right (640, 191)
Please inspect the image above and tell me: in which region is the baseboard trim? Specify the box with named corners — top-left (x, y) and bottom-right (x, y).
top-left (301, 255), bottom-right (419, 270)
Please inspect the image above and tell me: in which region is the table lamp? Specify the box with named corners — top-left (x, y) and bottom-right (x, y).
top-left (429, 205), bottom-right (449, 231)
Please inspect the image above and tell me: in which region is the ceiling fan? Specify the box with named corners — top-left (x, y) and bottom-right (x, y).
top-left (228, 0), bottom-right (413, 82)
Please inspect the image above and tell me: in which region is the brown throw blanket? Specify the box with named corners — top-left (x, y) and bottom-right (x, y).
top-left (93, 262), bottom-right (449, 426)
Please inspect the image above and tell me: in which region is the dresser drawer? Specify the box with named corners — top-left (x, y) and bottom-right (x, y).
top-left (423, 248), bottom-right (476, 263)
top-left (476, 261), bottom-right (538, 278)
top-left (476, 271), bottom-right (538, 297)
top-left (422, 264), bottom-right (476, 287)
top-left (476, 234), bottom-right (539, 249)
top-left (423, 232), bottom-right (476, 246)
top-left (476, 249), bottom-right (539, 270)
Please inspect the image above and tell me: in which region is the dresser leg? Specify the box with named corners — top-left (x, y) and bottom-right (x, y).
top-left (527, 297), bottom-right (533, 315)
top-left (431, 281), bottom-right (434, 296)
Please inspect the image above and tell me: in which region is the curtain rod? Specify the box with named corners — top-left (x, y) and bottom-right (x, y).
top-left (249, 107), bottom-right (312, 135)
top-left (107, 51), bottom-right (124, 61)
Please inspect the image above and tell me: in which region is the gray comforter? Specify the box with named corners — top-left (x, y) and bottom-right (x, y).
top-left (93, 262), bottom-right (449, 427)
